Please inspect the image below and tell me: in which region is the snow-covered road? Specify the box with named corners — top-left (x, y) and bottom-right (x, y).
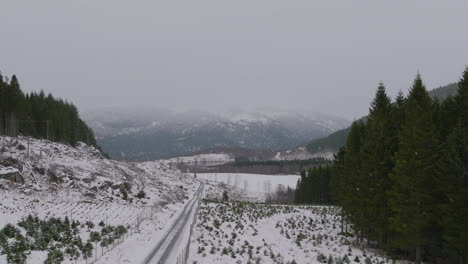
top-left (144, 183), bottom-right (204, 264)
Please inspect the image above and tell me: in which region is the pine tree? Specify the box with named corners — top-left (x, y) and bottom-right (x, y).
top-left (9, 75), bottom-right (26, 120)
top-left (455, 68), bottom-right (468, 128)
top-left (337, 120), bottom-right (366, 237)
top-left (434, 122), bottom-right (468, 264)
top-left (359, 83), bottom-right (396, 245)
top-left (295, 169), bottom-right (307, 203)
top-left (388, 75), bottom-right (439, 263)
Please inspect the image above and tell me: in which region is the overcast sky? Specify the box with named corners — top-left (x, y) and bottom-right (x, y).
top-left (1, 1), bottom-right (467, 120)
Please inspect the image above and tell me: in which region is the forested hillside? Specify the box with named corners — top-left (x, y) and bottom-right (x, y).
top-left (430, 83), bottom-right (458, 101)
top-left (0, 72), bottom-right (99, 148)
top-left (179, 157), bottom-right (330, 175)
top-left (303, 82), bottom-right (460, 157)
top-left (328, 69), bottom-right (468, 264)
top-left (305, 126), bottom-right (350, 154)
top-left (295, 165), bottom-right (332, 204)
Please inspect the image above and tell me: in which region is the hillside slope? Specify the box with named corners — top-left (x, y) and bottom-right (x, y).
top-left (0, 136), bottom-right (255, 263)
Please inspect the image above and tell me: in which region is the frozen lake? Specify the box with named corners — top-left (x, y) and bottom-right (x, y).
top-left (196, 173), bottom-right (300, 194)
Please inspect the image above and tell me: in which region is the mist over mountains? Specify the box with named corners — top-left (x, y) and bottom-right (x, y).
top-left (83, 108), bottom-right (349, 161)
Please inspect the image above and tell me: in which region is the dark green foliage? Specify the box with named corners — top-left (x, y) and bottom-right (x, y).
top-left (136, 190), bottom-right (146, 199)
top-left (330, 69), bottom-right (468, 264)
top-left (359, 83), bottom-right (398, 244)
top-left (294, 165), bottom-right (332, 204)
top-left (187, 157), bottom-right (330, 175)
top-left (222, 191), bottom-right (229, 202)
top-left (86, 221), bottom-right (95, 229)
top-left (45, 248), bottom-right (64, 264)
top-left (0, 71), bottom-right (101, 150)
top-left (332, 121), bottom-right (367, 232)
top-left (81, 242), bottom-right (93, 260)
top-left (305, 82), bottom-right (457, 157)
top-left (435, 113), bottom-right (468, 261)
top-left (230, 158), bottom-right (330, 169)
top-left (120, 188), bottom-right (129, 200)
top-left (306, 127), bottom-right (351, 153)
top-left (317, 253), bottom-right (327, 263)
top-left (0, 215), bottom-right (127, 264)
top-left (388, 75), bottom-right (439, 263)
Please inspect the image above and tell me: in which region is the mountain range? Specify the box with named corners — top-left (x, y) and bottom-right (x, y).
top-left (83, 108), bottom-right (349, 161)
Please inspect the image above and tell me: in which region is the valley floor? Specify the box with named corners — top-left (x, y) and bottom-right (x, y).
top-left (0, 188), bottom-right (198, 264)
top-left (188, 202), bottom-right (413, 264)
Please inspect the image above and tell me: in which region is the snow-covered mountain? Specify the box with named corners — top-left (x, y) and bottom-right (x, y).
top-left (83, 108), bottom-right (349, 161)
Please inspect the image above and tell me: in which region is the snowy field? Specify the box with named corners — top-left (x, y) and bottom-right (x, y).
top-left (189, 202), bottom-right (413, 264)
top-left (196, 173), bottom-right (300, 196)
top-left (0, 188), bottom-right (193, 264)
top-left (0, 136), bottom-right (204, 263)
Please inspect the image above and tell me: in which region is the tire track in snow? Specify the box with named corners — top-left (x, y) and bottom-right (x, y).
top-left (144, 183), bottom-right (203, 264)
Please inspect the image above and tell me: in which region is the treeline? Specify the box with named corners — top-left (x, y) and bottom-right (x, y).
top-left (294, 165), bottom-right (332, 204)
top-left (331, 69), bottom-right (468, 264)
top-left (181, 158), bottom-right (331, 175)
top-left (232, 157), bottom-right (330, 167)
top-left (265, 184), bottom-right (295, 204)
top-left (0, 72), bottom-right (99, 148)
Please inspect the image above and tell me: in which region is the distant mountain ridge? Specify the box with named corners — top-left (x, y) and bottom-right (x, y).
top-left (429, 83), bottom-right (458, 101)
top-left (84, 108), bottom-right (349, 161)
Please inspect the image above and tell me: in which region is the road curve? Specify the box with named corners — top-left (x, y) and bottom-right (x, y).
top-left (143, 183), bottom-right (204, 264)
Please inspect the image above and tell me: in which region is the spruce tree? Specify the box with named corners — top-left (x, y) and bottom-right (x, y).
top-left (8, 75), bottom-right (26, 120)
top-left (331, 148), bottom-right (346, 202)
top-left (359, 83), bottom-right (395, 245)
top-left (455, 67), bottom-right (468, 128)
top-left (338, 121), bottom-right (366, 236)
top-left (388, 75), bottom-right (439, 263)
top-left (435, 122), bottom-right (468, 264)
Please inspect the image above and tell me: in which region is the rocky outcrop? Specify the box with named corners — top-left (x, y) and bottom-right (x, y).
top-left (0, 166), bottom-right (25, 184)
top-left (0, 157), bottom-right (23, 172)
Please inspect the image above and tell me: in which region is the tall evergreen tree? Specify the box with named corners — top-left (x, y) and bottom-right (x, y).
top-left (0, 70), bottom-right (102, 152)
top-left (359, 83), bottom-right (396, 245)
top-left (455, 68), bottom-right (468, 128)
top-left (338, 120), bottom-right (366, 237)
top-left (388, 75), bottom-right (439, 263)
top-left (434, 122), bottom-right (468, 264)
top-left (329, 68), bottom-right (468, 263)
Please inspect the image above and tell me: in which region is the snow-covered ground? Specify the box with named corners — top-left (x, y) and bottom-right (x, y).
top-left (196, 173), bottom-right (299, 199)
top-left (273, 147), bottom-right (335, 161)
top-left (189, 202), bottom-right (413, 264)
top-left (0, 135), bottom-right (205, 264)
top-left (2, 135), bottom-right (400, 264)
